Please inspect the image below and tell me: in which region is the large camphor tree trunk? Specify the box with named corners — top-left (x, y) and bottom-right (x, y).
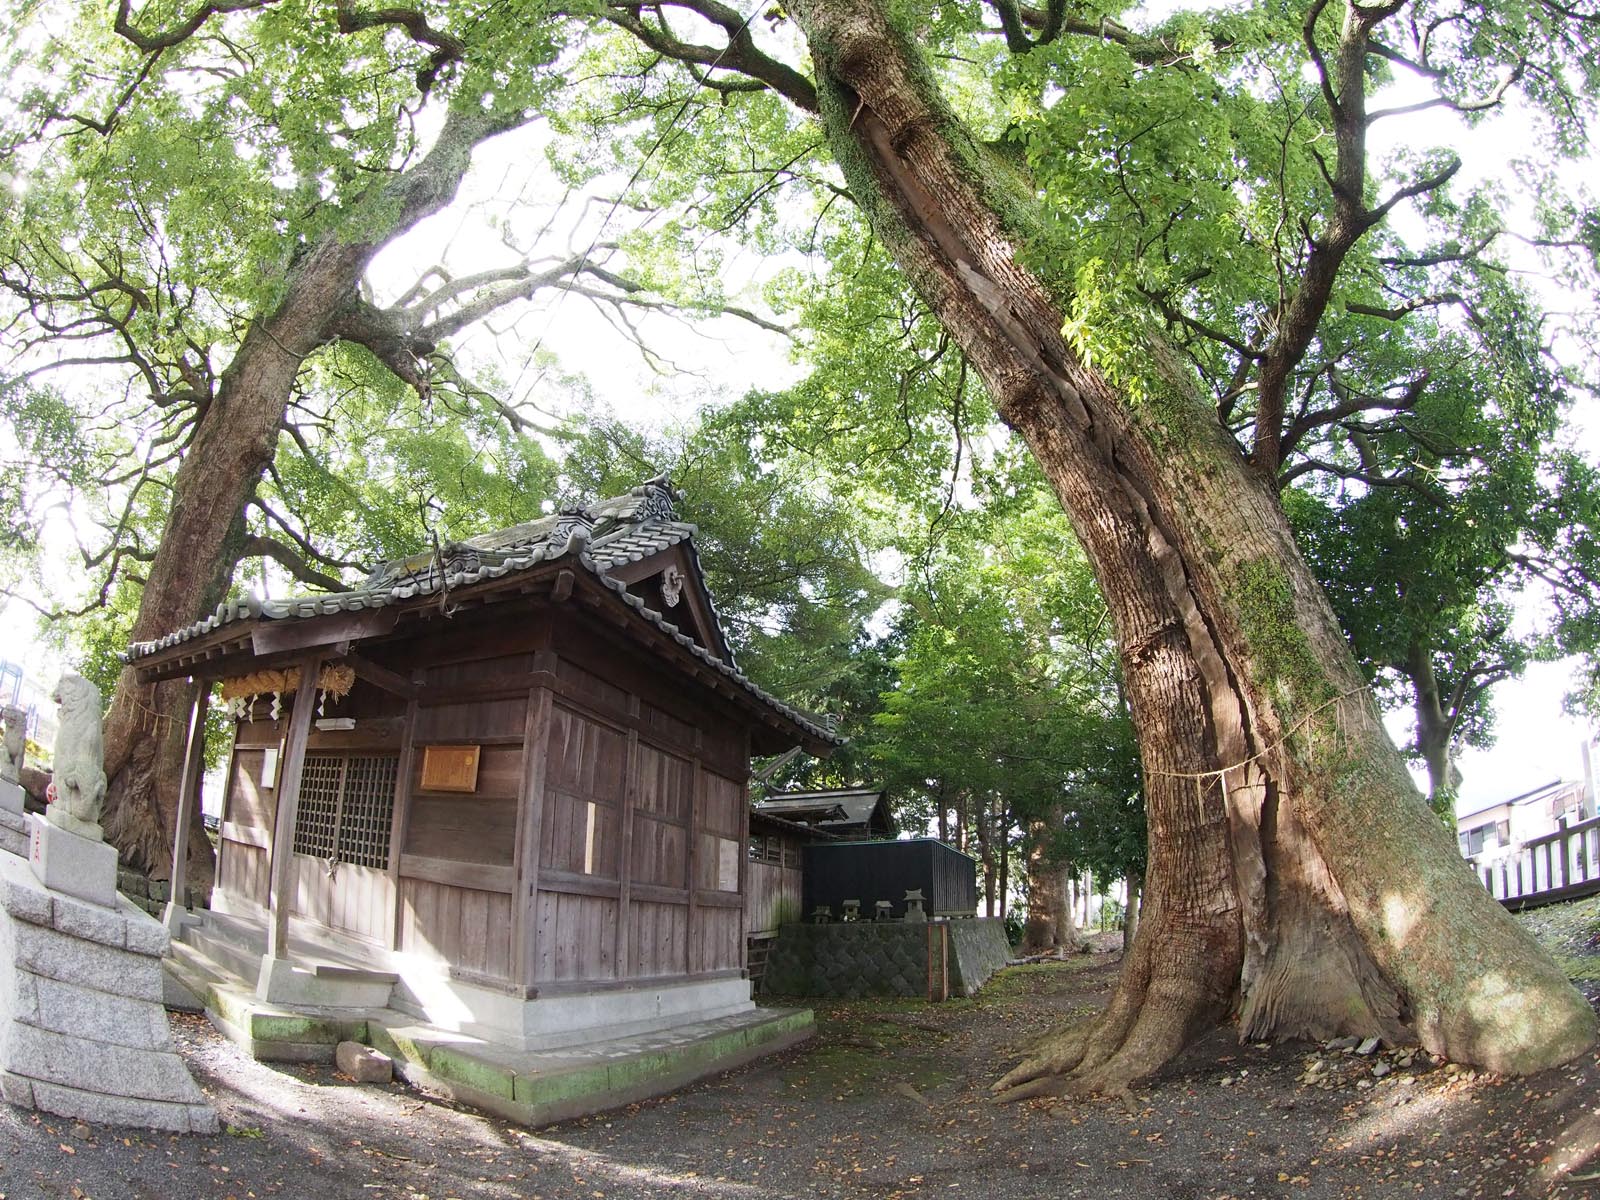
top-left (1123, 873), bottom-right (1141, 951)
top-left (99, 103), bottom-right (516, 885)
top-left (789, 0), bottom-right (1595, 1091)
top-left (1020, 816), bottom-right (1080, 955)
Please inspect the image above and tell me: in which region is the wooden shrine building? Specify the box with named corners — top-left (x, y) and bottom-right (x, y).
top-left (129, 478), bottom-right (839, 1052)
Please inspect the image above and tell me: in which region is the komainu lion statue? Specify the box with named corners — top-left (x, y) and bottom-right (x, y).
top-left (0, 705), bottom-right (25, 783)
top-left (48, 674), bottom-right (107, 840)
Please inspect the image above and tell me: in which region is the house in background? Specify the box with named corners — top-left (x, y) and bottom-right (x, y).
top-left (1458, 778), bottom-right (1593, 860)
top-left (0, 658), bottom-right (60, 758)
top-left (1459, 773), bottom-right (1600, 907)
top-left (129, 478), bottom-right (839, 1122)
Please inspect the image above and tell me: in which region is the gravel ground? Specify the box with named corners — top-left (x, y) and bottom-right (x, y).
top-left (1, 934), bottom-right (1598, 1199)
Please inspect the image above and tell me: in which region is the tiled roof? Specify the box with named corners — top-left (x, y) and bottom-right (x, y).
top-left (126, 478), bottom-right (838, 746)
top-left (755, 788), bottom-right (893, 833)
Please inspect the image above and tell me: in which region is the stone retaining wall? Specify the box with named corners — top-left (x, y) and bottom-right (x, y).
top-left (948, 918), bottom-right (1013, 993)
top-left (117, 867), bottom-right (210, 920)
top-left (760, 918), bottom-right (1012, 999)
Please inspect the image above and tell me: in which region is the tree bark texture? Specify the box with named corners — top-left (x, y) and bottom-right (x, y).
top-left (99, 104), bottom-right (511, 881)
top-left (1405, 642), bottom-right (1459, 816)
top-left (1124, 872), bottom-right (1141, 951)
top-left (1020, 816), bottom-right (1080, 954)
top-left (997, 800), bottom-right (1010, 921)
top-left (790, 0), bottom-right (1595, 1088)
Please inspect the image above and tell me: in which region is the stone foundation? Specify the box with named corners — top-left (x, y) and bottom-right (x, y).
top-left (118, 866), bottom-right (211, 920)
top-left (0, 781), bottom-right (26, 858)
top-left (0, 851), bottom-right (217, 1133)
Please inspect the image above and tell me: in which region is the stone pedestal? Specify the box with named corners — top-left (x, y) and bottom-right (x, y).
top-left (28, 814), bottom-right (118, 909)
top-left (0, 851), bottom-right (218, 1133)
top-left (0, 782), bottom-right (27, 858)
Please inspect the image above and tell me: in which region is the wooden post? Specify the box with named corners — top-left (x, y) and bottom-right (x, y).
top-left (263, 654), bottom-right (321, 966)
top-left (687, 758), bottom-right (702, 976)
top-left (615, 709), bottom-right (640, 980)
top-left (516, 682), bottom-right (555, 994)
top-left (387, 686), bottom-right (421, 952)
top-left (162, 680), bottom-right (210, 935)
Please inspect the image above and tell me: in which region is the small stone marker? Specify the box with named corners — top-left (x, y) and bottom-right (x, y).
top-left (840, 899), bottom-right (861, 921)
top-left (874, 900), bottom-right (894, 921)
top-left (335, 1040), bottom-right (393, 1084)
top-left (810, 905), bottom-right (832, 924)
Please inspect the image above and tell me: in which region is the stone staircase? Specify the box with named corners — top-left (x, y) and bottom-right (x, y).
top-left (187, 911), bottom-right (394, 989)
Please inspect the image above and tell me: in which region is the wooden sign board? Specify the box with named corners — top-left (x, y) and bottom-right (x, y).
top-left (420, 745), bottom-right (481, 793)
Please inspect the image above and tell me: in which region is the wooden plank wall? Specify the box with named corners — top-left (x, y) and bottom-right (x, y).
top-left (527, 634), bottom-right (754, 991)
top-left (692, 770), bottom-right (746, 975)
top-left (746, 860), bottom-right (803, 938)
top-left (397, 878), bottom-right (515, 979)
top-left (292, 860), bottom-right (392, 944)
top-left (393, 658), bottom-right (532, 983)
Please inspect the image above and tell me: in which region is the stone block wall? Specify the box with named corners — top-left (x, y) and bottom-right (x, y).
top-left (760, 918), bottom-right (1011, 1000)
top-left (117, 867), bottom-right (210, 919)
top-left (0, 852), bottom-right (218, 1133)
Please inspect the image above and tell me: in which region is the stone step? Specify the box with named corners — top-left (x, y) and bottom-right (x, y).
top-left (180, 915), bottom-right (395, 988)
top-left (183, 923), bottom-right (262, 983)
top-left (310, 962), bottom-right (398, 986)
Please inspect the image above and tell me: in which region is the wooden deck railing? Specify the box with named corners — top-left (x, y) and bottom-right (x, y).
top-left (1469, 814), bottom-right (1600, 910)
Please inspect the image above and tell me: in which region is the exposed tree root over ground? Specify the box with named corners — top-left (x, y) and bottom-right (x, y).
top-left (3, 914), bottom-right (1599, 1199)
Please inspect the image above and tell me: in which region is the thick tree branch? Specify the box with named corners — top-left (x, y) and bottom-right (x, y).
top-left (249, 498), bottom-right (367, 574)
top-left (603, 1), bottom-right (819, 112)
top-left (239, 534), bottom-right (348, 592)
top-left (1345, 291), bottom-right (1467, 321)
top-left (1250, 0), bottom-right (1452, 474)
top-left (113, 0), bottom-right (278, 52)
top-left (334, 1), bottom-right (467, 93)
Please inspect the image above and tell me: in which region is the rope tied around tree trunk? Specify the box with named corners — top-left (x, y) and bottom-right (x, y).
top-left (1144, 684), bottom-right (1375, 783)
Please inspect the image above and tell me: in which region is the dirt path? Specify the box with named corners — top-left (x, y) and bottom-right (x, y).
top-left (1, 950), bottom-right (1597, 1200)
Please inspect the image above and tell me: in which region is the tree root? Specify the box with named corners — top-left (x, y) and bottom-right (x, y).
top-left (992, 968), bottom-right (1220, 1104)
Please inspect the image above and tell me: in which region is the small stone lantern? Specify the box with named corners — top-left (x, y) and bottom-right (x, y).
top-left (904, 888), bottom-right (927, 922)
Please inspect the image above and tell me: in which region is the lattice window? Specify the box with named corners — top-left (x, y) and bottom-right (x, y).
top-left (292, 756), bottom-right (342, 858)
top-left (748, 835), bottom-right (766, 862)
top-left (337, 755), bottom-right (399, 868)
top-left (291, 753), bottom-right (399, 869)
